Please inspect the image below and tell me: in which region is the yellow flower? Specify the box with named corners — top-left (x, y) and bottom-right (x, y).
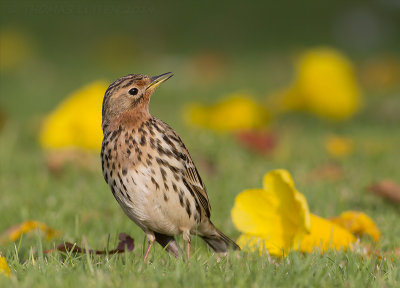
top-left (298, 214), bottom-right (356, 253)
top-left (232, 169), bottom-right (357, 256)
top-left (39, 81), bottom-right (108, 151)
top-left (324, 135), bottom-right (355, 158)
top-left (0, 257), bottom-right (11, 277)
top-left (185, 93), bottom-right (270, 132)
top-left (0, 220), bottom-right (60, 244)
top-left (330, 211), bottom-right (380, 242)
top-left (232, 170), bottom-right (311, 255)
top-left (273, 47), bottom-right (361, 121)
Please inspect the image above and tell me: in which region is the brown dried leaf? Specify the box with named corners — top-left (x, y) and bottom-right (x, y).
top-left (185, 52), bottom-right (227, 85)
top-left (44, 233), bottom-right (134, 255)
top-left (368, 180), bottom-right (400, 204)
top-left (235, 130), bottom-right (277, 154)
top-left (308, 162), bottom-right (343, 182)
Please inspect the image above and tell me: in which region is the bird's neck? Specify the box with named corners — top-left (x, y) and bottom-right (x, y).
top-left (103, 109), bottom-right (151, 135)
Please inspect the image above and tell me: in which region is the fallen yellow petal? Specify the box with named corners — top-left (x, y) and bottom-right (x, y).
top-left (185, 93), bottom-right (270, 132)
top-left (1, 220), bottom-right (60, 243)
top-left (297, 214), bottom-right (356, 253)
top-left (0, 256), bottom-right (11, 277)
top-left (330, 211), bottom-right (380, 242)
top-left (231, 169), bottom-right (310, 256)
top-left (39, 81), bottom-right (108, 151)
top-left (324, 135), bottom-right (355, 158)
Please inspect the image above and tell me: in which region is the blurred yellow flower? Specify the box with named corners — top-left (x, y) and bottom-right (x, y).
top-left (330, 211), bottom-right (380, 242)
top-left (39, 81), bottom-right (108, 151)
top-left (0, 256), bottom-right (11, 277)
top-left (0, 220), bottom-right (60, 244)
top-left (185, 93), bottom-right (270, 132)
top-left (0, 27), bottom-right (33, 71)
top-left (324, 135), bottom-right (355, 158)
top-left (232, 169), bottom-right (357, 256)
top-left (272, 47), bottom-right (362, 121)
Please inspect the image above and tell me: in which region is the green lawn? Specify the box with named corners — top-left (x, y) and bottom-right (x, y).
top-left (1, 52), bottom-right (400, 287)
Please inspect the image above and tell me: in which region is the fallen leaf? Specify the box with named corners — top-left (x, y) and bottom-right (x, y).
top-left (395, 247), bottom-right (400, 257)
top-left (0, 220), bottom-right (60, 244)
top-left (185, 52), bottom-right (227, 85)
top-left (368, 180), bottom-right (400, 204)
top-left (235, 130), bottom-right (277, 154)
top-left (44, 233), bottom-right (134, 255)
top-left (308, 162), bottom-right (343, 182)
top-left (359, 56), bottom-right (400, 91)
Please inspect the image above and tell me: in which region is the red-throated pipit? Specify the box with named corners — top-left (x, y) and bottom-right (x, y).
top-left (101, 73), bottom-right (239, 260)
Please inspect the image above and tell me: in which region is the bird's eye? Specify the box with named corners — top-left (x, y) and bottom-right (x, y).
top-left (128, 88), bottom-right (138, 96)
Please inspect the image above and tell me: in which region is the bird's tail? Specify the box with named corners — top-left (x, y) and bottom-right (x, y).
top-left (201, 222), bottom-right (240, 253)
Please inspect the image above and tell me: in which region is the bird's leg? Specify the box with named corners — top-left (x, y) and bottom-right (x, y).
top-left (186, 240), bottom-right (191, 260)
top-left (144, 233), bottom-right (155, 261)
top-left (182, 230), bottom-right (191, 260)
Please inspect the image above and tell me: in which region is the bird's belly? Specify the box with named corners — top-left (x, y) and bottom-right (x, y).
top-left (111, 166), bottom-right (199, 236)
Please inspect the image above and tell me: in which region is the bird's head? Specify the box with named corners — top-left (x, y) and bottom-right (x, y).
top-left (102, 72), bottom-right (173, 132)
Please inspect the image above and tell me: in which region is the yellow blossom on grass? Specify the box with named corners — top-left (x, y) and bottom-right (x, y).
top-left (324, 135), bottom-right (355, 158)
top-left (232, 169), bottom-right (357, 256)
top-left (330, 211), bottom-right (380, 242)
top-left (0, 220), bottom-right (60, 244)
top-left (0, 257), bottom-right (11, 277)
top-left (298, 214), bottom-right (356, 253)
top-left (39, 81), bottom-right (108, 151)
top-left (271, 47), bottom-right (362, 121)
top-left (185, 93), bottom-right (270, 132)
top-left (232, 169), bottom-right (311, 256)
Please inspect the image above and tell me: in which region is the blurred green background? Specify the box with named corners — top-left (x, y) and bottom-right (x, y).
top-left (1, 0), bottom-right (399, 119)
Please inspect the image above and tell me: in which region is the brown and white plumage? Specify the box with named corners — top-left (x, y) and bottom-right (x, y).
top-left (101, 73), bottom-right (239, 259)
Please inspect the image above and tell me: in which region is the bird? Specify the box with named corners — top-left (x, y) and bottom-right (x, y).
top-left (101, 72), bottom-right (240, 260)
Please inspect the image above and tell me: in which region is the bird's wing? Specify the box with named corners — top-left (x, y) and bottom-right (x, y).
top-left (181, 151), bottom-right (211, 218)
top-left (157, 119), bottom-right (211, 218)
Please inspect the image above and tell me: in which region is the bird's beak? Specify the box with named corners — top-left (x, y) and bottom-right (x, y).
top-left (146, 72), bottom-right (174, 91)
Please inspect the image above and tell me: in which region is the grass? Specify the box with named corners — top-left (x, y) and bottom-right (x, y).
top-left (1, 53), bottom-right (400, 287)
